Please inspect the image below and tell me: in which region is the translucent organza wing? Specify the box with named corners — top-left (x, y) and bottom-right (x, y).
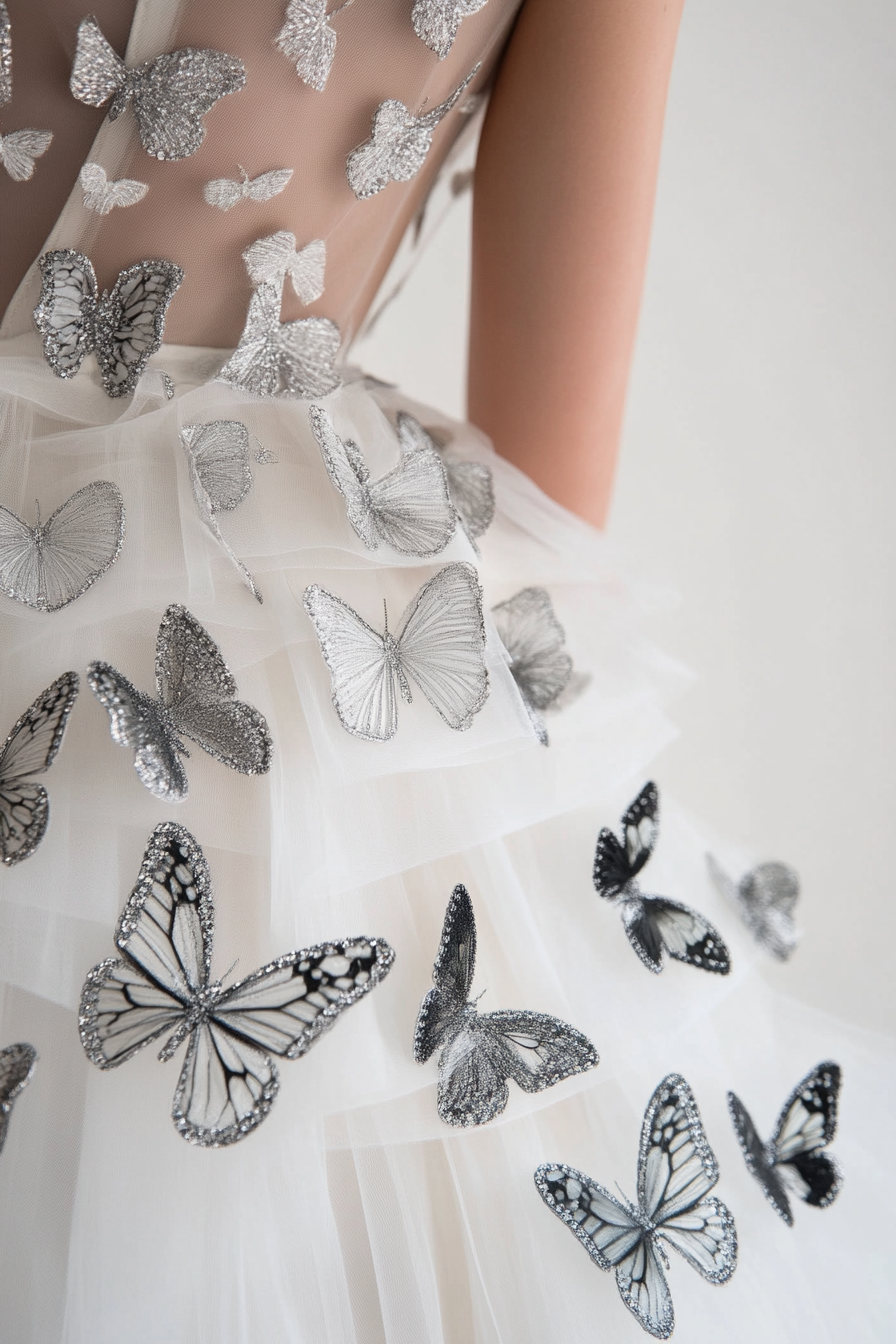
top-left (622, 895), bottom-right (730, 976)
top-left (492, 587), bottom-right (574, 744)
top-left (79, 161), bottom-right (148, 213)
top-left (0, 482), bottom-right (125, 612)
top-left (396, 562), bottom-right (488, 730)
top-left (412, 0), bottom-right (488, 60)
top-left (395, 413), bottom-right (495, 544)
top-left (302, 585), bottom-right (397, 740)
top-left (0, 1043), bottom-right (37, 1155)
top-left (181, 419), bottom-right (253, 512)
top-left (707, 854), bottom-right (800, 961)
top-left (413, 882), bottom-right (477, 1062)
top-left (0, 672), bottom-right (78, 866)
top-left (309, 405), bottom-right (378, 548)
top-left (275, 0), bottom-right (354, 93)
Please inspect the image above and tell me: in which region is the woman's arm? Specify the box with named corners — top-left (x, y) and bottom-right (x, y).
top-left (469, 0), bottom-right (684, 527)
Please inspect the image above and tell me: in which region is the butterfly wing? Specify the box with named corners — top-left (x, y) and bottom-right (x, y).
top-left (33, 249), bottom-right (98, 379)
top-left (203, 175), bottom-right (246, 210)
top-left (1, 128), bottom-right (53, 181)
top-left (182, 420), bottom-right (252, 511)
top-left (130, 48), bottom-right (246, 161)
top-left (395, 562), bottom-right (489, 730)
top-left (347, 99), bottom-right (423, 200)
top-left (28, 480), bottom-right (125, 612)
top-left (368, 435), bottom-right (455, 556)
top-left (69, 17), bottom-right (126, 108)
top-left (277, 315), bottom-right (342, 397)
top-left (218, 282), bottom-right (282, 396)
top-left (641, 1074), bottom-right (737, 1284)
top-left (309, 405), bottom-right (378, 547)
top-left (481, 1008), bottom-right (598, 1094)
top-left (623, 894), bottom-right (730, 975)
top-left (246, 167), bottom-right (294, 203)
top-left (740, 862), bottom-right (800, 961)
top-left (0, 1043), bottom-right (37, 1155)
top-left (79, 823), bottom-right (211, 1069)
top-left (275, 0), bottom-right (337, 93)
top-left (770, 1061), bottom-right (842, 1209)
top-left (727, 1089), bottom-right (793, 1224)
top-left (172, 936), bottom-right (394, 1147)
top-left (155, 605), bottom-right (272, 776)
top-left (303, 585), bottom-right (397, 740)
top-left (412, 0), bottom-right (488, 60)
top-left (79, 162), bottom-right (147, 213)
top-left (97, 260), bottom-right (183, 397)
top-left (87, 660), bottom-right (188, 801)
top-left (445, 460), bottom-right (494, 541)
top-left (414, 882), bottom-right (476, 1063)
top-left (0, 4), bottom-right (11, 106)
top-left (593, 781), bottom-right (659, 899)
top-left (0, 670), bottom-right (78, 865)
top-left (286, 237), bottom-right (326, 304)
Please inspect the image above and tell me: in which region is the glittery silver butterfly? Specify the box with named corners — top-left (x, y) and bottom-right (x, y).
top-left (203, 166), bottom-right (293, 211)
top-left (304, 562), bottom-right (489, 741)
top-left (243, 232), bottom-right (326, 305)
top-left (217, 277), bottom-right (341, 398)
top-left (0, 2), bottom-right (52, 181)
top-left (346, 65), bottom-right (479, 200)
top-left (0, 482), bottom-right (125, 612)
top-left (33, 249), bottom-right (183, 397)
top-left (87, 604), bottom-right (272, 802)
top-left (395, 414), bottom-right (494, 545)
top-left (491, 588), bottom-right (578, 745)
top-left (728, 1062), bottom-right (842, 1226)
top-left (275, 0), bottom-right (354, 92)
top-left (536, 1074), bottom-right (738, 1340)
top-left (0, 1043), bottom-right (36, 1153)
top-left (594, 783), bottom-right (731, 975)
top-left (310, 405), bottom-right (455, 556)
top-left (80, 822), bottom-right (394, 1147)
top-left (706, 854), bottom-right (799, 961)
top-left (180, 420), bottom-right (263, 603)
top-left (412, 0), bottom-right (489, 60)
top-left (69, 16), bottom-right (245, 161)
top-left (79, 161), bottom-right (148, 214)
top-left (0, 672), bottom-right (78, 867)
top-left (415, 884), bottom-right (597, 1127)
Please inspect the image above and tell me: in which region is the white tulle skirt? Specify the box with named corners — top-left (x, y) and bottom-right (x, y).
top-left (0, 338), bottom-right (888, 1344)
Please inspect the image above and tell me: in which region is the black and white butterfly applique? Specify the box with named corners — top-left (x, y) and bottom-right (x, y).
top-left (536, 1073), bottom-right (738, 1339)
top-left (412, 0), bottom-right (488, 61)
top-left (0, 1043), bottom-right (37, 1153)
top-left (79, 161), bottom-right (148, 214)
top-left (593, 783), bottom-right (730, 975)
top-left (707, 854), bottom-right (800, 962)
top-left (275, 0), bottom-right (355, 92)
top-left (79, 822), bottom-right (394, 1147)
top-left (0, 672), bottom-right (78, 867)
top-left (415, 884), bottom-right (597, 1127)
top-left (203, 166), bottom-right (294, 211)
top-left (492, 588), bottom-right (578, 746)
top-left (728, 1062), bottom-right (842, 1226)
top-left (0, 481), bottom-right (125, 612)
top-left (33, 249), bottom-right (183, 397)
top-left (180, 419), bottom-right (263, 603)
top-left (0, 1), bottom-right (52, 181)
top-left (303, 562), bottom-right (489, 741)
top-left (69, 16), bottom-right (245, 161)
top-left (310, 405), bottom-right (455, 557)
top-left (346, 65), bottom-right (480, 200)
top-left (87, 604), bottom-right (272, 802)
top-left (395, 413), bottom-right (495, 546)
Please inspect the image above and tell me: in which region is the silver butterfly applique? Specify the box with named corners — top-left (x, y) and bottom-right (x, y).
top-left (412, 0), bottom-right (489, 61)
top-left (309, 405), bottom-right (455, 556)
top-left (728, 1062), bottom-right (842, 1226)
top-left (218, 234), bottom-right (340, 398)
top-left (593, 782), bottom-right (731, 975)
top-left (536, 1073), bottom-right (738, 1340)
top-left (0, 2), bottom-right (52, 181)
top-left (0, 1043), bottom-right (37, 1153)
top-left (415, 884), bottom-right (597, 1126)
top-left (242, 231), bottom-right (327, 305)
top-left (492, 588), bottom-right (582, 745)
top-left (275, 0), bottom-right (354, 93)
top-left (707, 854), bottom-right (800, 961)
top-left (346, 64), bottom-right (480, 200)
top-left (203, 165), bottom-right (294, 211)
top-left (0, 671), bottom-right (78, 866)
top-left (69, 16), bottom-right (245, 161)
top-left (80, 822), bottom-right (394, 1147)
top-left (33, 249), bottom-right (183, 397)
top-left (180, 419), bottom-right (264, 604)
top-left (79, 161), bottom-right (148, 214)
top-left (303, 562), bottom-right (489, 741)
top-left (395, 413), bottom-right (494, 545)
top-left (87, 604), bottom-right (272, 802)
top-left (0, 481), bottom-right (125, 611)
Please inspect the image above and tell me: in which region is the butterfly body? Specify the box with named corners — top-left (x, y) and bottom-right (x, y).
top-left (415, 885), bottom-right (597, 1126)
top-left (728, 1062), bottom-right (842, 1225)
top-left (536, 1074), bottom-right (737, 1339)
top-left (593, 783), bottom-right (730, 975)
top-left (0, 672), bottom-right (79, 866)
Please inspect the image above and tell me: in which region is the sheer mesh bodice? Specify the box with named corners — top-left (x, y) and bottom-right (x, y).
top-left (0, 0), bottom-right (523, 346)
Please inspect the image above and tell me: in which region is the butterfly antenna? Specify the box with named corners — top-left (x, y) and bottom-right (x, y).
top-left (383, 599), bottom-right (389, 634)
top-left (35, 499), bottom-right (41, 526)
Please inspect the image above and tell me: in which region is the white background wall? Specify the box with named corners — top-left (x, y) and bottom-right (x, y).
top-left (353, 0), bottom-right (895, 1038)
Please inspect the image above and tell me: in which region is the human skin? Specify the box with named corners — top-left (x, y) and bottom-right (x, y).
top-left (469, 0), bottom-right (685, 527)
